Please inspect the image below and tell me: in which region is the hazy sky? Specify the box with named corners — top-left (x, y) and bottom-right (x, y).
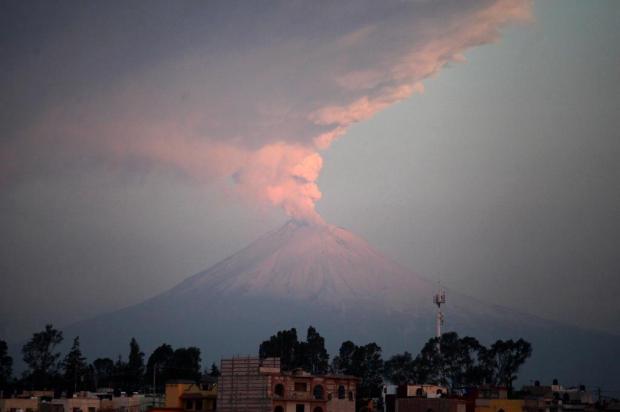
top-left (1, 0), bottom-right (619, 341)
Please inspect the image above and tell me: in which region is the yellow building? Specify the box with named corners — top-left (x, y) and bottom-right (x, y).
top-left (152, 380), bottom-right (216, 412)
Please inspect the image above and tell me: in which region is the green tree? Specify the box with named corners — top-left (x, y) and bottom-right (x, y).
top-left (62, 337), bottom-right (88, 393)
top-left (300, 327), bottom-right (329, 374)
top-left (169, 347), bottom-right (201, 382)
top-left (126, 338), bottom-right (145, 392)
top-left (331, 340), bottom-right (356, 374)
top-left (411, 332), bottom-right (488, 389)
top-left (384, 351), bottom-right (416, 385)
top-left (22, 324), bottom-right (63, 389)
top-left (146, 344), bottom-right (174, 391)
top-left (112, 355), bottom-right (128, 390)
top-left (483, 339), bottom-right (532, 390)
top-left (208, 363), bottom-right (220, 377)
top-left (259, 328), bottom-right (300, 370)
top-left (259, 327), bottom-right (329, 374)
top-left (333, 341), bottom-right (384, 400)
top-left (92, 358), bottom-right (114, 389)
top-left (0, 340), bottom-right (13, 389)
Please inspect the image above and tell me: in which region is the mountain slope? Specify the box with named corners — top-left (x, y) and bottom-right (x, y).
top-left (67, 220), bottom-right (620, 387)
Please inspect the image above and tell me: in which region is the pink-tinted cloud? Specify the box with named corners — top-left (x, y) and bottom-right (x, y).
top-left (3, 0), bottom-right (532, 223)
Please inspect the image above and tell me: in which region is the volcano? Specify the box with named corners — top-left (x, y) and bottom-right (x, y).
top-left (68, 220), bottom-right (620, 386)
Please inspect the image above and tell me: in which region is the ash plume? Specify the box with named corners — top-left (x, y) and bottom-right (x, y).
top-left (1, 0), bottom-right (531, 223)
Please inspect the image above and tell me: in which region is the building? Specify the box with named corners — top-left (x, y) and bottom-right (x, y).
top-left (521, 381), bottom-right (595, 412)
top-left (464, 386), bottom-right (524, 412)
top-left (397, 385), bottom-right (448, 399)
top-left (99, 394), bottom-right (145, 412)
top-left (148, 380), bottom-right (216, 412)
top-left (394, 398), bottom-right (467, 412)
top-left (217, 356), bottom-right (359, 412)
top-left (0, 397), bottom-right (39, 412)
top-left (40, 394), bottom-right (100, 412)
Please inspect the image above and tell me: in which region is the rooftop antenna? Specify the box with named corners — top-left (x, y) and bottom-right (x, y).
top-left (433, 282), bottom-right (446, 352)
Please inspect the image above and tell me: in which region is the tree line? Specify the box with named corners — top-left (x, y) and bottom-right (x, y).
top-left (1, 324), bottom-right (531, 399)
top-left (0, 324), bottom-right (219, 395)
top-left (259, 327), bottom-right (532, 401)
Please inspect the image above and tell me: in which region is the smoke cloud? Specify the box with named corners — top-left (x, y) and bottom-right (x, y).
top-left (2, 0), bottom-right (531, 223)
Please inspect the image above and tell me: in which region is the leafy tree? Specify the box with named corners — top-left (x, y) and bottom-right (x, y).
top-left (259, 326), bottom-right (330, 374)
top-left (301, 327), bottom-right (329, 374)
top-left (259, 328), bottom-right (300, 370)
top-left (208, 363), bottom-right (220, 377)
top-left (408, 333), bottom-right (489, 389)
top-left (169, 347), bottom-right (201, 381)
top-left (333, 341), bottom-right (384, 399)
top-left (112, 354), bottom-right (128, 391)
top-left (482, 339), bottom-right (532, 390)
top-left (22, 324), bottom-right (63, 389)
top-left (0, 340), bottom-right (13, 389)
top-left (384, 352), bottom-right (416, 385)
top-left (126, 338), bottom-right (145, 392)
top-left (146, 344), bottom-right (174, 391)
top-left (332, 340), bottom-right (357, 373)
top-left (92, 358), bottom-right (114, 388)
top-left (62, 337), bottom-right (88, 393)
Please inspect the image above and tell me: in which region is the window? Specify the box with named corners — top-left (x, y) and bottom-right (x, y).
top-left (348, 391), bottom-right (354, 401)
top-left (88, 408), bottom-right (96, 412)
top-left (195, 400), bottom-right (203, 411)
top-left (327, 393), bottom-right (332, 401)
top-left (185, 400), bottom-right (194, 410)
top-left (296, 405), bottom-right (305, 412)
top-left (294, 382), bottom-right (308, 392)
top-left (337, 385), bottom-right (345, 399)
top-left (274, 407), bottom-right (284, 412)
top-left (313, 408), bottom-right (323, 412)
top-left (274, 383), bottom-right (285, 397)
top-left (313, 385), bottom-right (324, 400)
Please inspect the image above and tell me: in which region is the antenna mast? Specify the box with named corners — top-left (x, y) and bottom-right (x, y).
top-left (433, 286), bottom-right (446, 351)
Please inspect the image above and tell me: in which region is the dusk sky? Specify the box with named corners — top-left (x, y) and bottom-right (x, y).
top-left (1, 0), bottom-right (619, 342)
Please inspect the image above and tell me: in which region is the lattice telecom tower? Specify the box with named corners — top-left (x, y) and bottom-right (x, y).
top-left (433, 287), bottom-right (446, 345)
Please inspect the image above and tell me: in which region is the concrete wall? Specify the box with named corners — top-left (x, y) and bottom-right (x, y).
top-left (0, 398), bottom-right (39, 412)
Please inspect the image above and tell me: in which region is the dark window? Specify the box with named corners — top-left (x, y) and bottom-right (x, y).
top-left (185, 400), bottom-right (194, 410)
top-left (195, 400), bottom-right (203, 411)
top-left (327, 393), bottom-right (332, 401)
top-left (416, 388), bottom-right (424, 397)
top-left (348, 391), bottom-right (354, 401)
top-left (88, 408), bottom-right (96, 412)
top-left (338, 385), bottom-right (345, 399)
top-left (296, 405), bottom-right (305, 412)
top-left (274, 407), bottom-right (284, 412)
top-left (274, 383), bottom-right (285, 397)
top-left (313, 385), bottom-right (324, 400)
top-left (313, 408), bottom-right (323, 412)
top-left (295, 382), bottom-right (308, 392)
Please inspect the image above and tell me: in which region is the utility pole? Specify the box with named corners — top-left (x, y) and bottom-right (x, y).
top-left (152, 363), bottom-right (157, 407)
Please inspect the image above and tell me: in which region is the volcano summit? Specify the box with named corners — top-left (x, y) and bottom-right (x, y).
top-left (67, 220), bottom-right (620, 386)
